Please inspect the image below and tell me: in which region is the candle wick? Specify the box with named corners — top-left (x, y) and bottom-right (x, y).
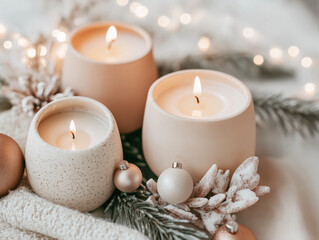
top-left (107, 40), bottom-right (115, 51)
top-left (195, 96), bottom-right (200, 104)
top-left (70, 131), bottom-right (75, 139)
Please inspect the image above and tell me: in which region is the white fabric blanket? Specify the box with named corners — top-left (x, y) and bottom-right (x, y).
top-left (0, 181), bottom-right (148, 240)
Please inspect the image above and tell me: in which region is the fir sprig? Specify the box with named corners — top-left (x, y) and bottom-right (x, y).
top-left (121, 130), bottom-right (157, 180)
top-left (104, 187), bottom-right (208, 240)
top-left (253, 94), bottom-right (319, 137)
top-left (0, 96), bottom-right (12, 112)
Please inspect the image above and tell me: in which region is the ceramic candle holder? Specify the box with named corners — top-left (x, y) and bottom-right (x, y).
top-left (25, 97), bottom-right (123, 212)
top-left (62, 22), bottom-right (158, 133)
top-left (142, 70), bottom-right (256, 182)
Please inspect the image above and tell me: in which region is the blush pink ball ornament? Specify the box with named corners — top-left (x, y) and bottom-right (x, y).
top-left (113, 160), bottom-right (143, 193)
top-left (213, 221), bottom-right (257, 240)
top-left (157, 162), bottom-right (193, 204)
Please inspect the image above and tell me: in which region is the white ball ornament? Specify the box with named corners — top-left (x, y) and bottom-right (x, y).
top-left (157, 162), bottom-right (193, 204)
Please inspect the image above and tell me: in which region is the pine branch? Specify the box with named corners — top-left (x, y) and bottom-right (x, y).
top-left (158, 52), bottom-right (294, 79)
top-left (122, 130), bottom-right (157, 180)
top-left (105, 187), bottom-right (208, 240)
top-left (0, 97), bottom-right (12, 112)
top-left (253, 94), bottom-right (319, 137)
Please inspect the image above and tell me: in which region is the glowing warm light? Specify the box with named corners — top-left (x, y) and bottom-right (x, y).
top-left (0, 24), bottom-right (7, 36)
top-left (242, 27), bottom-right (255, 39)
top-left (180, 13), bottom-right (192, 25)
top-left (269, 47), bottom-right (283, 59)
top-left (253, 55), bottom-right (264, 66)
top-left (17, 37), bottom-right (29, 47)
top-left (105, 25), bottom-right (117, 50)
top-left (135, 5), bottom-right (148, 18)
top-left (193, 76), bottom-right (202, 97)
top-left (130, 2), bottom-right (148, 18)
top-left (116, 0), bottom-right (129, 6)
top-left (69, 120), bottom-right (76, 139)
top-left (26, 48), bottom-right (36, 59)
top-left (56, 43), bottom-right (68, 59)
top-left (304, 82), bottom-right (316, 95)
top-left (301, 57), bottom-right (312, 68)
top-left (198, 37), bottom-right (211, 52)
top-left (40, 45), bottom-right (47, 56)
top-left (157, 16), bottom-right (170, 28)
top-left (39, 58), bottom-right (47, 67)
top-left (130, 2), bottom-right (140, 12)
top-left (12, 33), bottom-right (20, 40)
top-left (22, 57), bottom-right (28, 64)
top-left (56, 31), bottom-right (67, 42)
top-left (288, 46), bottom-right (300, 57)
top-left (3, 40), bottom-right (12, 49)
top-left (51, 29), bottom-right (60, 37)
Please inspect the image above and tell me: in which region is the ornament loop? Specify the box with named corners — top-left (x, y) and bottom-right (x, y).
top-left (119, 160), bottom-right (130, 170)
top-left (226, 220), bottom-right (238, 234)
top-left (172, 162), bottom-right (182, 169)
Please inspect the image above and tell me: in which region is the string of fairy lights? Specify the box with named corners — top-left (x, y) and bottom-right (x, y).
top-left (0, 0), bottom-right (318, 98)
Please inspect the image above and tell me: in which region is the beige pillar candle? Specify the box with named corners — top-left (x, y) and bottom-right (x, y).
top-left (62, 22), bottom-right (158, 133)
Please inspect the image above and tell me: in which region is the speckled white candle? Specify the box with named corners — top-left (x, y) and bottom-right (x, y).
top-left (26, 97), bottom-right (123, 212)
top-left (38, 111), bottom-right (107, 151)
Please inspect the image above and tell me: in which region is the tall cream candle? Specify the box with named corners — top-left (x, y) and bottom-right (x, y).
top-left (62, 22), bottom-right (158, 133)
top-left (73, 24), bottom-right (148, 63)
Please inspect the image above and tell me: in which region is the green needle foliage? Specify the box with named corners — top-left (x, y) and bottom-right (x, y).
top-left (108, 134), bottom-right (208, 239)
top-left (104, 187), bottom-right (208, 240)
top-left (0, 96), bottom-right (12, 112)
top-left (253, 94), bottom-right (319, 137)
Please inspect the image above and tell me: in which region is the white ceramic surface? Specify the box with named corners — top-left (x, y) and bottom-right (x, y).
top-left (62, 22), bottom-right (158, 134)
top-left (25, 96), bottom-right (123, 212)
top-left (142, 70), bottom-right (256, 182)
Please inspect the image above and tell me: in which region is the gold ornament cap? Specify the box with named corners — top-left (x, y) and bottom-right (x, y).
top-left (119, 160), bottom-right (130, 170)
top-left (172, 162), bottom-right (182, 169)
top-left (226, 221), bottom-right (238, 233)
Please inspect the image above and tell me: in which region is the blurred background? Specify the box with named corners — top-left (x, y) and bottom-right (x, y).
top-left (0, 0), bottom-right (318, 95)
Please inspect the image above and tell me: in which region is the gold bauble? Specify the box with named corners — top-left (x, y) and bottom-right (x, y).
top-left (0, 134), bottom-right (25, 197)
top-left (213, 221), bottom-right (257, 240)
top-left (113, 160), bottom-right (143, 192)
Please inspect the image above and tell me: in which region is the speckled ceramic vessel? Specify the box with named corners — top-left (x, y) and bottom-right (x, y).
top-left (25, 97), bottom-right (123, 212)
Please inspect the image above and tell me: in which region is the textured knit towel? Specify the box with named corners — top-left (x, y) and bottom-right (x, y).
top-left (0, 186), bottom-right (148, 240)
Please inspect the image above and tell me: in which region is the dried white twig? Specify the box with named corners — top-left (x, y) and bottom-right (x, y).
top-left (146, 156), bottom-right (270, 235)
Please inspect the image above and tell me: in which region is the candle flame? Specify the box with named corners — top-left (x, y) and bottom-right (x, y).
top-left (69, 120), bottom-right (76, 139)
top-left (105, 25), bottom-right (117, 50)
top-left (193, 76), bottom-right (202, 104)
